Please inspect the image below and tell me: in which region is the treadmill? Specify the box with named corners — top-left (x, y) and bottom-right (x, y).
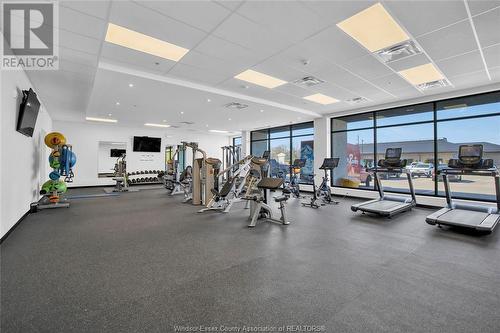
top-left (351, 148), bottom-right (416, 217)
top-left (426, 145), bottom-right (500, 233)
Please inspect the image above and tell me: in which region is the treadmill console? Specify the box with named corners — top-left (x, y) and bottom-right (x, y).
top-left (320, 158), bottom-right (339, 170)
top-left (292, 159), bottom-right (306, 168)
top-left (378, 148), bottom-right (406, 168)
top-left (448, 145), bottom-right (494, 169)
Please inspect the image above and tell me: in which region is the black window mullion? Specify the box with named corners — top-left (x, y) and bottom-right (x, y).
top-left (433, 102), bottom-right (438, 197)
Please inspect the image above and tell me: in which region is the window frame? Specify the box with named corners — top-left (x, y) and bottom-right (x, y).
top-left (330, 90), bottom-right (500, 203)
top-left (250, 121), bottom-right (315, 184)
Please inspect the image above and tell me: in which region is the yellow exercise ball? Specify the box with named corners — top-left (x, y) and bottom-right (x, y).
top-left (44, 132), bottom-right (66, 149)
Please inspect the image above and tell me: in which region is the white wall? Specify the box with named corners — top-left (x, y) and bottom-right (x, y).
top-left (1, 66), bottom-right (53, 238)
top-left (53, 120), bottom-right (230, 187)
top-left (98, 142), bottom-right (126, 174)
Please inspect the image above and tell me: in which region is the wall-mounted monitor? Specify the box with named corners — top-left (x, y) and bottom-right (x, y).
top-left (110, 149), bottom-right (126, 157)
top-left (133, 136), bottom-right (161, 152)
top-left (17, 88), bottom-right (40, 137)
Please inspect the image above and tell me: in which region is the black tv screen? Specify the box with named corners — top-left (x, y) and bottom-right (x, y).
top-left (17, 88), bottom-right (40, 137)
top-left (133, 136), bottom-right (161, 152)
top-left (110, 149), bottom-right (126, 157)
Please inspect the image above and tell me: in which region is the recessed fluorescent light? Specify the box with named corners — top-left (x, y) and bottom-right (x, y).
top-left (234, 69), bottom-right (287, 89)
top-left (145, 123), bottom-right (170, 128)
top-left (111, 142), bottom-right (124, 145)
top-left (105, 23), bottom-right (189, 62)
top-left (398, 63), bottom-right (444, 85)
top-left (128, 83), bottom-right (134, 88)
top-left (303, 93), bottom-right (339, 105)
top-left (86, 117), bottom-right (117, 123)
top-left (209, 129), bottom-right (229, 133)
top-left (337, 3), bottom-right (409, 52)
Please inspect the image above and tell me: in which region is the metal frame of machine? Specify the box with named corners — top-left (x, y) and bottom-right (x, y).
top-left (426, 145), bottom-right (500, 233)
top-left (351, 148), bottom-right (416, 217)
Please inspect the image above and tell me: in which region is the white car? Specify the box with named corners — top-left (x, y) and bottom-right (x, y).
top-left (408, 162), bottom-right (433, 178)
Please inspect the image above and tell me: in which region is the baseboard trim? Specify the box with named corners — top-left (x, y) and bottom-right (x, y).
top-left (0, 210), bottom-right (30, 244)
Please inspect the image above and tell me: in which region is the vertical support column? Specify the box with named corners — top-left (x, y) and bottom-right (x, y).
top-left (241, 130), bottom-right (251, 156)
top-left (313, 117), bottom-right (330, 188)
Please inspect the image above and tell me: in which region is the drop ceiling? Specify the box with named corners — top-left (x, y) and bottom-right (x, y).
top-left (9, 0), bottom-right (500, 134)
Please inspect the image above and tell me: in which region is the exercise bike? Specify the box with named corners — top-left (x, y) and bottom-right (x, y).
top-left (302, 158), bottom-right (339, 208)
top-left (280, 159), bottom-right (305, 198)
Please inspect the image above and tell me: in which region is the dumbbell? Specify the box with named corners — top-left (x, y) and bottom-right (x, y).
top-left (131, 179), bottom-right (136, 184)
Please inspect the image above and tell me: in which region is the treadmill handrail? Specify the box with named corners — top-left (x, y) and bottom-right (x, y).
top-left (366, 167), bottom-right (409, 174)
top-left (437, 167), bottom-right (498, 177)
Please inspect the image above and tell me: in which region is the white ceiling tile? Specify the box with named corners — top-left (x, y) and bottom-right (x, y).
top-left (386, 53), bottom-right (431, 72)
top-left (252, 59), bottom-right (310, 83)
top-left (448, 70), bottom-right (490, 88)
top-left (483, 44), bottom-right (500, 68)
top-left (274, 84), bottom-right (312, 98)
top-left (137, 1), bottom-right (231, 32)
top-left (468, 0), bottom-right (500, 16)
top-left (217, 78), bottom-right (274, 96)
top-left (60, 0), bottom-right (110, 20)
top-left (59, 47), bottom-right (99, 68)
top-left (437, 50), bottom-right (485, 78)
top-left (109, 0), bottom-right (207, 49)
top-left (58, 30), bottom-right (102, 54)
top-left (168, 63), bottom-right (230, 85)
top-left (58, 60), bottom-right (96, 77)
top-left (271, 44), bottom-right (333, 74)
top-left (214, 0), bottom-right (243, 11)
top-left (302, 1), bottom-right (378, 24)
top-left (194, 35), bottom-right (264, 66)
top-left (58, 6), bottom-right (107, 40)
top-left (300, 26), bottom-right (370, 65)
top-left (474, 7), bottom-right (500, 47)
top-left (489, 66), bottom-right (500, 81)
top-left (178, 50), bottom-right (247, 79)
top-left (310, 83), bottom-right (358, 101)
top-left (211, 14), bottom-right (293, 57)
top-left (416, 20), bottom-right (477, 61)
top-left (101, 43), bottom-right (177, 73)
top-left (236, 1), bottom-right (330, 43)
top-left (384, 0), bottom-right (468, 37)
top-left (343, 55), bottom-right (394, 80)
top-left (370, 73), bottom-right (418, 95)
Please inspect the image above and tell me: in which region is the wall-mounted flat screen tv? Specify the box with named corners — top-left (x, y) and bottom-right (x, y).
top-left (133, 136), bottom-right (161, 152)
top-left (17, 88), bottom-right (40, 137)
top-left (110, 149), bottom-right (126, 157)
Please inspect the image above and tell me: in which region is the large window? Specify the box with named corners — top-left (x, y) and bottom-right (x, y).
top-left (331, 91), bottom-right (500, 202)
top-left (250, 122), bottom-right (314, 184)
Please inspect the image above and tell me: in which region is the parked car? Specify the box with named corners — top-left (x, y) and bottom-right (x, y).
top-left (408, 162), bottom-right (433, 178)
top-left (432, 164), bottom-right (462, 182)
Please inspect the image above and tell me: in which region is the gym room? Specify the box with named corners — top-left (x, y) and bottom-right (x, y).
top-left (1, 0), bottom-right (500, 332)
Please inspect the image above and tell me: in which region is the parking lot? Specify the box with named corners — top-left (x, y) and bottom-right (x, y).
top-left (376, 175), bottom-right (497, 200)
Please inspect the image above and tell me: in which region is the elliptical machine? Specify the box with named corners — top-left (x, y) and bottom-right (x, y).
top-left (303, 158), bottom-right (339, 208)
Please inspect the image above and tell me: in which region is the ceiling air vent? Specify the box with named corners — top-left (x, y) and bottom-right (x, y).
top-left (416, 79), bottom-right (449, 91)
top-left (346, 97), bottom-right (369, 105)
top-left (224, 102), bottom-right (248, 109)
top-left (374, 40), bottom-right (421, 63)
top-left (293, 76), bottom-right (325, 87)
top-left (179, 121), bottom-right (195, 125)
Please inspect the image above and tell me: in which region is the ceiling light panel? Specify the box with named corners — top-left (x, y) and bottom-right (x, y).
top-left (398, 63), bottom-right (445, 85)
top-left (337, 3), bottom-right (409, 52)
top-left (86, 117), bottom-right (118, 123)
top-left (144, 123), bottom-right (171, 128)
top-left (303, 93), bottom-right (339, 105)
top-left (105, 23), bottom-right (189, 61)
top-left (234, 69), bottom-right (287, 89)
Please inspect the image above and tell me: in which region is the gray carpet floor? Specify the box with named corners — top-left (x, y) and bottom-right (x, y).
top-left (1, 187), bottom-right (500, 333)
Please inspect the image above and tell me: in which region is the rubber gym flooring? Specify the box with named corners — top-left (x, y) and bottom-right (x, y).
top-left (1, 187), bottom-right (500, 332)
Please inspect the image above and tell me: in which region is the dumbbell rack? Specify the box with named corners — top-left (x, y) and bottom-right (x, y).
top-left (126, 170), bottom-right (162, 186)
